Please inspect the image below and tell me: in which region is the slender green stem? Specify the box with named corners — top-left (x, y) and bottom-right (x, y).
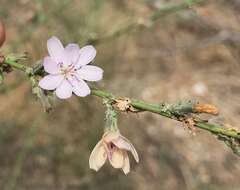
top-left (1, 0), bottom-right (239, 158)
top-left (196, 122), bottom-right (240, 139)
top-left (91, 89), bottom-right (114, 99)
top-left (91, 89), bottom-right (240, 139)
top-left (4, 58), bottom-right (240, 140)
top-left (131, 100), bottom-right (173, 118)
top-left (2, 56), bottom-right (240, 157)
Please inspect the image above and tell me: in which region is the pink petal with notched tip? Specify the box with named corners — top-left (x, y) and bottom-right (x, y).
top-left (39, 74), bottom-right (64, 90)
top-left (47, 36), bottom-right (64, 63)
top-left (55, 80), bottom-right (73, 99)
top-left (77, 65), bottom-right (103, 81)
top-left (76, 45), bottom-right (96, 67)
top-left (43, 56), bottom-right (60, 74)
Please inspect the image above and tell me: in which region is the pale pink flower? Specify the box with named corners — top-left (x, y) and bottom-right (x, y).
top-left (89, 130), bottom-right (139, 174)
top-left (39, 36), bottom-right (103, 99)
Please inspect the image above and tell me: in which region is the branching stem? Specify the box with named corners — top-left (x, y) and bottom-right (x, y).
top-left (3, 56), bottom-right (240, 140)
top-left (1, 0), bottom-right (239, 157)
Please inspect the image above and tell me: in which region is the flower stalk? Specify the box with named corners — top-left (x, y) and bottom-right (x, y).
top-left (103, 98), bottom-right (118, 132)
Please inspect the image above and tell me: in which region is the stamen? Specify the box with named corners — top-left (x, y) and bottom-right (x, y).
top-left (58, 62), bottom-right (63, 68)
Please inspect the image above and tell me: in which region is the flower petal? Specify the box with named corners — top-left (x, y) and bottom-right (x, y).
top-left (39, 74), bottom-right (64, 90)
top-left (71, 79), bottom-right (91, 97)
top-left (112, 137), bottom-right (132, 151)
top-left (47, 36), bottom-right (64, 63)
top-left (76, 45), bottom-right (96, 67)
top-left (64, 43), bottom-right (80, 65)
top-left (113, 135), bottom-right (139, 163)
top-left (77, 65), bottom-right (103, 81)
top-left (89, 141), bottom-right (107, 171)
top-left (109, 149), bottom-right (125, 169)
top-left (103, 131), bottom-right (121, 143)
top-left (56, 80), bottom-right (73, 99)
top-left (122, 151), bottom-right (130, 175)
top-left (43, 56), bottom-right (60, 74)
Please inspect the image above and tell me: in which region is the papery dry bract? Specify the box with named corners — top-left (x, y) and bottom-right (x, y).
top-left (89, 130), bottom-right (139, 174)
top-left (39, 36), bottom-right (103, 99)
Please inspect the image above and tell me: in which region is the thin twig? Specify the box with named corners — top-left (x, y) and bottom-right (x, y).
top-left (87, 0), bottom-right (204, 45)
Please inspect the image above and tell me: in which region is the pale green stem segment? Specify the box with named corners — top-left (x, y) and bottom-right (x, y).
top-left (103, 98), bottom-right (119, 133)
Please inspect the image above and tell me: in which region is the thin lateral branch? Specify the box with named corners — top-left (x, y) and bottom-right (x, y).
top-left (3, 55), bottom-right (52, 112)
top-left (88, 0), bottom-right (203, 44)
top-left (4, 54), bottom-right (32, 73)
top-left (149, 0), bottom-right (203, 22)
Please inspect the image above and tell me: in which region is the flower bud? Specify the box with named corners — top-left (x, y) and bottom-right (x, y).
top-left (194, 103), bottom-right (219, 115)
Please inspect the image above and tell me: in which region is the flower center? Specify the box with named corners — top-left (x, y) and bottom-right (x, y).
top-left (108, 142), bottom-right (116, 150)
top-left (106, 142), bottom-right (117, 160)
top-left (59, 62), bottom-right (77, 78)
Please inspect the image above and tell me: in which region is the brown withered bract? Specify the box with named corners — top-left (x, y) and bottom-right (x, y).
top-left (194, 103), bottom-right (219, 115)
top-left (112, 97), bottom-right (139, 113)
top-left (181, 117), bottom-right (198, 135)
top-left (0, 21), bottom-right (6, 48)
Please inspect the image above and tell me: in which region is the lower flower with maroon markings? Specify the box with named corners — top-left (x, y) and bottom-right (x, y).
top-left (39, 36), bottom-right (103, 99)
top-left (89, 130), bottom-right (139, 174)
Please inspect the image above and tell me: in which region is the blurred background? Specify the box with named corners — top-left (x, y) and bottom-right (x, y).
top-left (0, 0), bottom-right (240, 189)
